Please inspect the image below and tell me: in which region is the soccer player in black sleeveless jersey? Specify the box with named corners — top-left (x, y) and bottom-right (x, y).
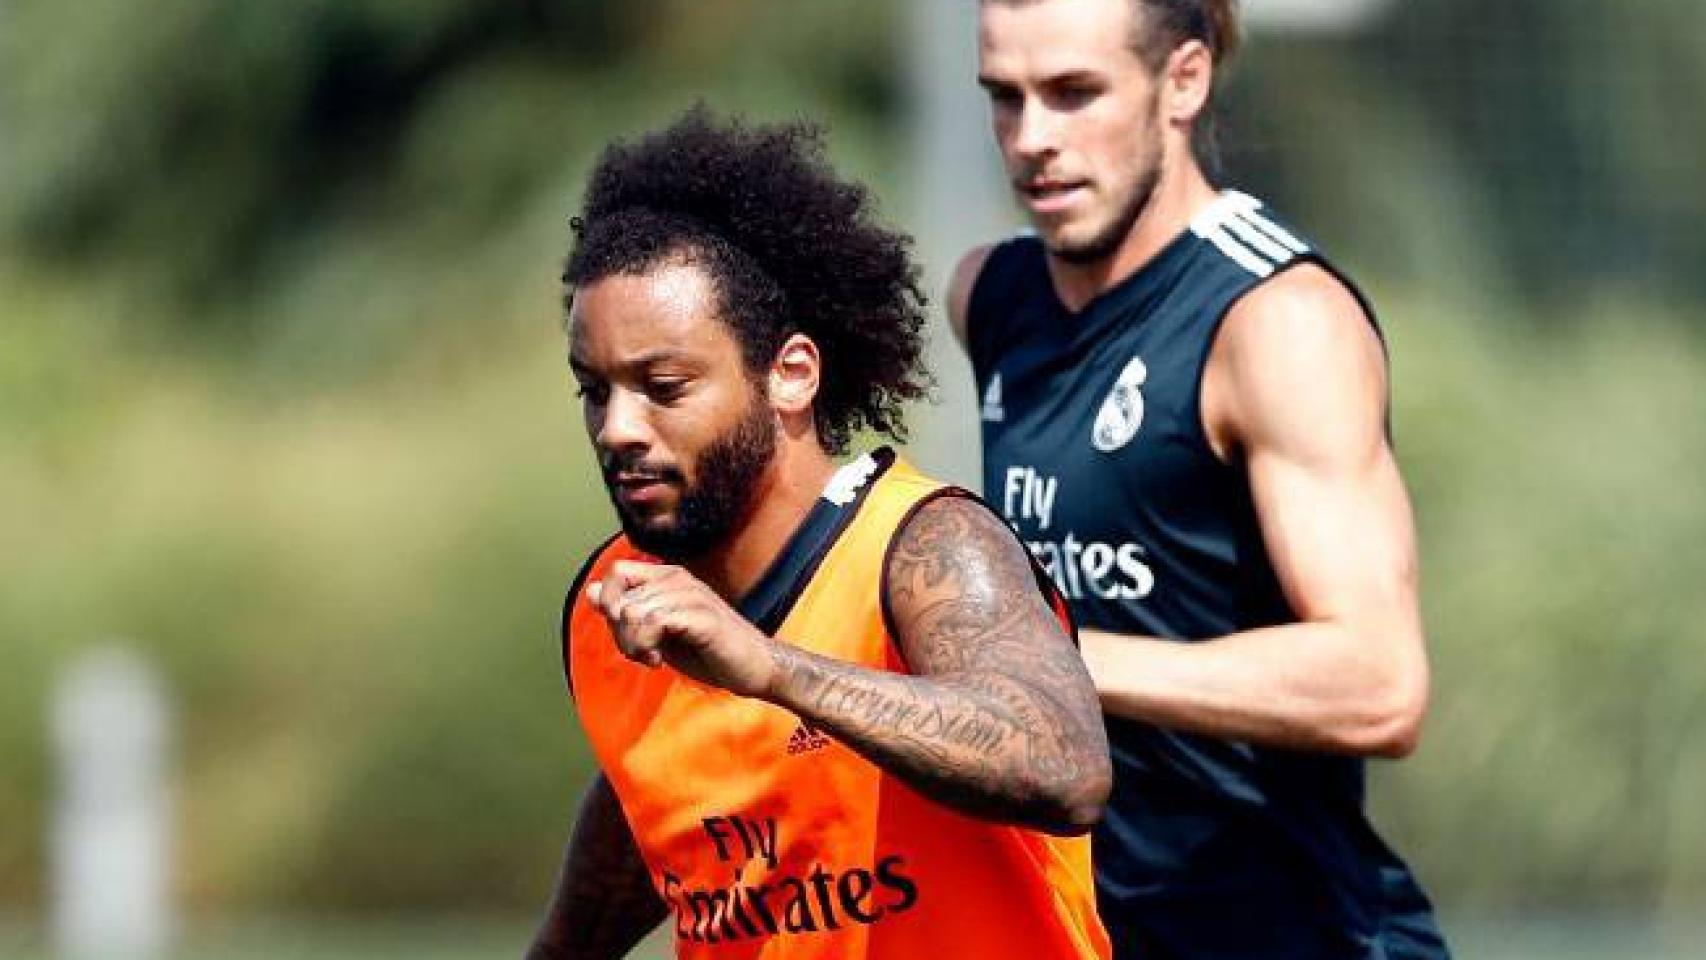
top-left (950, 2), bottom-right (1450, 958)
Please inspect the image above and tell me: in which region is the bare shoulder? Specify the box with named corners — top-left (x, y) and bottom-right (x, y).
top-left (887, 493), bottom-right (1034, 608)
top-left (1222, 263), bottom-right (1382, 370)
top-left (884, 493), bottom-right (1067, 672)
top-left (1209, 263), bottom-right (1389, 460)
top-left (945, 244), bottom-right (997, 351)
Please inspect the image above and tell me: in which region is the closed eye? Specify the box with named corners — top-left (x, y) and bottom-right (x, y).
top-left (1047, 78), bottom-right (1104, 110)
top-left (645, 378), bottom-right (691, 404)
top-left (979, 78), bottom-right (1023, 109)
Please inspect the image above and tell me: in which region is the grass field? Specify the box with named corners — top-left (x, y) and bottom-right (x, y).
top-left (3, 915), bottom-right (1703, 960)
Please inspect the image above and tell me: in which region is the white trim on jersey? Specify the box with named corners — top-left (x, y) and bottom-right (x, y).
top-left (1227, 192), bottom-right (1310, 255)
top-left (1224, 213), bottom-right (1295, 264)
top-left (1190, 191), bottom-right (1311, 278)
top-left (1200, 224), bottom-right (1276, 277)
top-left (1001, 191), bottom-right (1310, 280)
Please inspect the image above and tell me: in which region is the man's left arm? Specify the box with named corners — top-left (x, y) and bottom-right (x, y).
top-left (767, 495), bottom-right (1113, 832)
top-left (1082, 264), bottom-right (1431, 758)
top-left (587, 500), bottom-right (1111, 834)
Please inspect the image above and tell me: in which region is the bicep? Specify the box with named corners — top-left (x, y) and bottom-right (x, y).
top-left (571, 773), bottom-right (637, 849)
top-left (535, 773), bottom-right (665, 957)
top-left (1224, 267), bottom-right (1421, 635)
top-left (884, 494), bottom-right (1079, 679)
top-left (1249, 437), bottom-right (1419, 631)
top-left (563, 773), bottom-right (656, 900)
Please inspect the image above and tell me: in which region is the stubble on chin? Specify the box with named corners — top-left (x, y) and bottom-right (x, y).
top-left (1047, 173), bottom-right (1159, 266)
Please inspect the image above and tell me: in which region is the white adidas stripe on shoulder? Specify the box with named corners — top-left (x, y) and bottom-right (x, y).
top-left (1224, 213), bottom-right (1294, 265)
top-left (1200, 223), bottom-right (1275, 277)
top-left (1226, 191), bottom-right (1310, 254)
top-left (1189, 191), bottom-right (1310, 278)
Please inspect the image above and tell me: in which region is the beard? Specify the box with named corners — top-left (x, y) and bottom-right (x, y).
top-left (1046, 158), bottom-right (1161, 266)
top-left (602, 397), bottom-right (777, 562)
top-left (1035, 98), bottom-right (1165, 266)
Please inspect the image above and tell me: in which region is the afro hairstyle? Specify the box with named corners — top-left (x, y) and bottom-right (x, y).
top-left (562, 105), bottom-right (932, 455)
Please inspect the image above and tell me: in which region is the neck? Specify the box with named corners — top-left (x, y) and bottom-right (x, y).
top-left (1046, 154), bottom-right (1220, 313)
top-left (686, 436), bottom-right (836, 602)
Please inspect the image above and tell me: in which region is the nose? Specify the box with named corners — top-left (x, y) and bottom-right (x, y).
top-left (593, 386), bottom-right (652, 456)
top-left (1010, 97), bottom-right (1058, 164)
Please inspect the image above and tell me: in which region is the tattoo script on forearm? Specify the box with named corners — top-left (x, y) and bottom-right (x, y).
top-left (768, 495), bottom-right (1107, 829)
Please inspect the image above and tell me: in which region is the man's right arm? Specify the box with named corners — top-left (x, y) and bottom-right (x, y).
top-left (525, 773), bottom-right (666, 960)
top-left (1078, 266), bottom-right (1430, 757)
top-left (945, 244), bottom-right (995, 352)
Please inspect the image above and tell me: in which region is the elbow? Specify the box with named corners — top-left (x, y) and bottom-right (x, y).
top-left (1363, 713), bottom-right (1422, 760)
top-left (1032, 754), bottom-right (1112, 836)
top-left (1345, 671), bottom-right (1430, 759)
top-left (1064, 772), bottom-right (1113, 834)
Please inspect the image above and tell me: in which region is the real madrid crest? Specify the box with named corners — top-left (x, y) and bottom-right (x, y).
top-left (1091, 356), bottom-right (1147, 453)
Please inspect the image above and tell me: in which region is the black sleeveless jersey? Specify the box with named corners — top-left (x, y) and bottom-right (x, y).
top-left (967, 192), bottom-right (1447, 960)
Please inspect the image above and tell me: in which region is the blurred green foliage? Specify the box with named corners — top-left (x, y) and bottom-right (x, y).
top-left (2, 0), bottom-right (1704, 933)
top-left (0, 0), bottom-right (899, 370)
top-left (1225, 0), bottom-right (1706, 313)
top-left (0, 0), bottom-right (904, 918)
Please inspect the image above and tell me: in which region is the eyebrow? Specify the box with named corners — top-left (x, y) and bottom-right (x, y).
top-left (569, 348), bottom-right (698, 375)
top-left (978, 68), bottom-right (1103, 90)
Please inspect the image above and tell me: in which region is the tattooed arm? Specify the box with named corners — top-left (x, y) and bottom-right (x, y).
top-left (582, 496), bottom-right (1109, 835)
top-left (525, 773), bottom-right (666, 960)
top-left (766, 495), bottom-right (1111, 835)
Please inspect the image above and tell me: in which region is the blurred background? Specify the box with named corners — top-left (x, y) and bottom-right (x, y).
top-left (2, 1), bottom-right (1703, 958)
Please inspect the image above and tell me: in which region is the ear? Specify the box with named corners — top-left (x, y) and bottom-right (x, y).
top-left (1162, 39), bottom-right (1214, 128)
top-left (767, 332), bottom-right (821, 416)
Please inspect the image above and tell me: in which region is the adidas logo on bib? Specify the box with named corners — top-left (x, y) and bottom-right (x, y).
top-left (786, 722), bottom-right (831, 755)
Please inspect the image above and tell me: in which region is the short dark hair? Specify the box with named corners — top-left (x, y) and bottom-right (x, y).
top-left (1131, 0), bottom-right (1241, 72)
top-left (563, 106), bottom-right (931, 456)
top-left (981, 0), bottom-right (1241, 69)
top-left (1133, 0), bottom-right (1242, 175)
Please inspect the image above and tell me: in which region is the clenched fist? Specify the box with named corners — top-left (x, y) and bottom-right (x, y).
top-left (587, 560), bottom-right (779, 699)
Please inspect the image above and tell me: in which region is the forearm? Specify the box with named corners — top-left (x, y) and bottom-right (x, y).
top-left (527, 775), bottom-right (667, 960)
top-left (1080, 621), bottom-right (1428, 757)
top-left (764, 641), bottom-right (1105, 834)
